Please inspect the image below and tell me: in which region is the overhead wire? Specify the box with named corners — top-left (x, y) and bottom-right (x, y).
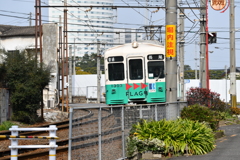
top-left (120, 0), bottom-right (152, 23)
top-left (185, 0), bottom-right (200, 21)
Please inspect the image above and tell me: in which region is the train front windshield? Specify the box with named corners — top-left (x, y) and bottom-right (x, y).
top-left (108, 63), bottom-right (124, 81)
top-left (148, 61), bottom-right (164, 79)
top-left (129, 59), bottom-right (143, 80)
top-left (107, 59), bottom-right (164, 81)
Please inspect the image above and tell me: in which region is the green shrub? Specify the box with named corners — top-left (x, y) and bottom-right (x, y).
top-left (0, 121), bottom-right (16, 131)
top-left (11, 111), bottom-right (41, 124)
top-left (126, 119), bottom-right (215, 157)
top-left (181, 104), bottom-right (221, 131)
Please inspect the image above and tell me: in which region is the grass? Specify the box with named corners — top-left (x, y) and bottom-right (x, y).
top-left (0, 121), bottom-right (16, 131)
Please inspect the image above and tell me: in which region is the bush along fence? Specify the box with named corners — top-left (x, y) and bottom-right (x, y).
top-left (8, 125), bottom-right (58, 160)
top-left (68, 102), bottom-right (187, 160)
top-left (126, 118), bottom-right (215, 159)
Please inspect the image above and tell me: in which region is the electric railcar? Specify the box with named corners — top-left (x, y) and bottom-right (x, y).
top-left (104, 40), bottom-right (166, 105)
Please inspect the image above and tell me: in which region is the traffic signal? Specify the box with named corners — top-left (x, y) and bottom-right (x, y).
top-left (208, 32), bottom-right (217, 44)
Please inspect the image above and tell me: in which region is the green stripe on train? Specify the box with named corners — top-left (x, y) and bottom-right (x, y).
top-left (105, 82), bottom-right (166, 105)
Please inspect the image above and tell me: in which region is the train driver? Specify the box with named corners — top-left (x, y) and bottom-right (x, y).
top-left (154, 67), bottom-right (164, 78)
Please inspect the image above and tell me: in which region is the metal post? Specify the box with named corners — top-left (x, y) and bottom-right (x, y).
top-left (205, 0), bottom-right (209, 89)
top-left (165, 0), bottom-right (177, 102)
top-left (97, 42), bottom-right (101, 103)
top-left (179, 10), bottom-right (185, 101)
top-left (57, 15), bottom-right (62, 109)
top-left (68, 107), bottom-right (73, 160)
top-left (200, 0), bottom-right (207, 88)
top-left (98, 107), bottom-right (102, 160)
top-left (225, 65), bottom-right (228, 104)
top-left (29, 12), bottom-right (32, 26)
top-left (73, 38), bottom-right (76, 75)
top-left (49, 125), bottom-right (57, 160)
top-left (69, 45), bottom-right (72, 104)
top-left (62, 0), bottom-right (69, 111)
top-left (140, 105), bottom-right (143, 119)
top-left (10, 126), bottom-right (18, 160)
top-left (230, 0), bottom-right (237, 108)
top-left (121, 106), bottom-right (125, 159)
top-left (195, 41), bottom-right (198, 79)
top-left (154, 104), bottom-right (157, 121)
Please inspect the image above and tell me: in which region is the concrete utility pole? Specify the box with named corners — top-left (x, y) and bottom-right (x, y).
top-left (225, 65), bottom-right (228, 104)
top-left (199, 0), bottom-right (207, 88)
top-left (195, 41), bottom-right (198, 79)
top-left (69, 45), bottom-right (72, 104)
top-left (97, 42), bottom-right (101, 103)
top-left (73, 38), bottom-right (76, 75)
top-left (165, 0), bottom-right (177, 102)
top-left (29, 12), bottom-right (32, 26)
top-left (179, 10), bottom-right (185, 101)
top-left (229, 0), bottom-right (237, 107)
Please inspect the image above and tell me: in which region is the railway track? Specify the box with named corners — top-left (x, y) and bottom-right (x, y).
top-left (0, 108), bottom-right (122, 160)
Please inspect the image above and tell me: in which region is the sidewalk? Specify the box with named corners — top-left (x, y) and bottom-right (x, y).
top-left (168, 124), bottom-right (240, 160)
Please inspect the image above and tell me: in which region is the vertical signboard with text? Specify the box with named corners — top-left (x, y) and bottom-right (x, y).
top-left (166, 25), bottom-right (176, 58)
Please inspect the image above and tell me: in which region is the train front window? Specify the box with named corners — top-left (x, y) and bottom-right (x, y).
top-left (129, 59), bottom-right (143, 80)
top-left (148, 61), bottom-right (164, 79)
top-left (108, 63), bottom-right (124, 81)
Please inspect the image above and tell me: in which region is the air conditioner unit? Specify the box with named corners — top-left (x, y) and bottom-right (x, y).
top-left (47, 99), bottom-right (54, 108)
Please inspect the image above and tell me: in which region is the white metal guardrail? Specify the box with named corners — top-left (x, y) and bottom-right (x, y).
top-left (9, 125), bottom-right (58, 160)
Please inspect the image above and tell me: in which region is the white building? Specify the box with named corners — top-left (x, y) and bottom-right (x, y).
top-left (0, 24), bottom-right (59, 109)
top-left (113, 28), bottom-right (144, 44)
top-left (48, 0), bottom-right (115, 57)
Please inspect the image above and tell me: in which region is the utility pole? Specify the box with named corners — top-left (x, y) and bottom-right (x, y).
top-left (62, 0), bottom-right (69, 111)
top-left (195, 41), bottom-right (198, 79)
top-left (179, 10), bottom-right (185, 101)
top-left (29, 12), bottom-right (32, 26)
top-left (73, 38), bottom-right (76, 75)
top-left (205, 0), bottom-right (209, 89)
top-left (145, 0), bottom-right (149, 26)
top-left (57, 15), bottom-right (62, 109)
top-left (35, 0), bottom-right (43, 120)
top-left (97, 42), bottom-right (101, 103)
top-left (165, 0), bottom-right (177, 103)
top-left (225, 65), bottom-right (228, 104)
top-left (229, 0), bottom-right (237, 108)
top-left (199, 0), bottom-right (207, 89)
top-left (69, 45), bottom-right (72, 104)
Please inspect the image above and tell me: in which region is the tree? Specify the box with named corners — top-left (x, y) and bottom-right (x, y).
top-left (0, 50), bottom-right (51, 124)
top-left (184, 70), bottom-right (195, 79)
top-left (209, 70), bottom-right (225, 79)
top-left (76, 53), bottom-right (104, 74)
top-left (184, 65), bottom-right (192, 71)
top-left (75, 67), bottom-right (90, 74)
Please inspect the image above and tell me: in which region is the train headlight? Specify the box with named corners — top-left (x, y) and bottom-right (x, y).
top-left (112, 89), bottom-right (116, 94)
top-left (132, 41), bottom-right (138, 48)
top-left (158, 87), bottom-right (163, 92)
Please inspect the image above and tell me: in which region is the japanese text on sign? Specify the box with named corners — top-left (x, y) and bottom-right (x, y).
top-left (166, 25), bottom-right (176, 58)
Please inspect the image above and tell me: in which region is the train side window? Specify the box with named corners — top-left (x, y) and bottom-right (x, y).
top-left (108, 63), bottom-right (124, 81)
top-left (129, 59), bottom-right (143, 80)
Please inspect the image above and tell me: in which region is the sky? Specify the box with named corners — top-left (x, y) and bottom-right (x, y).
top-left (0, 0), bottom-right (240, 70)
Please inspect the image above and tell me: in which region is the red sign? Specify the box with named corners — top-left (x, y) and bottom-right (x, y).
top-left (210, 0), bottom-right (227, 11)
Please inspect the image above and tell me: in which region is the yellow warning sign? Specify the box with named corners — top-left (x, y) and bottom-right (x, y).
top-left (166, 25), bottom-right (176, 58)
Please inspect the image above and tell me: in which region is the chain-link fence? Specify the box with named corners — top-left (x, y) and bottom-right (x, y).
top-left (68, 102), bottom-right (187, 160)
